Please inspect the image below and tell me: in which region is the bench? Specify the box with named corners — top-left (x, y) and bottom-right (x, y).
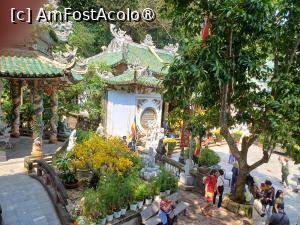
top-left (141, 192), bottom-right (190, 225)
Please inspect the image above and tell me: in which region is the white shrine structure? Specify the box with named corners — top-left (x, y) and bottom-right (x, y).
top-left (87, 24), bottom-right (178, 137)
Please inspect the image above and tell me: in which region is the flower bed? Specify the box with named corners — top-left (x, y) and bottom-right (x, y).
top-left (59, 131), bottom-right (179, 225)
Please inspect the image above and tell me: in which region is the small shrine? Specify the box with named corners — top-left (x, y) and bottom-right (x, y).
top-left (88, 24), bottom-right (178, 137)
top-left (0, 25), bottom-right (85, 157)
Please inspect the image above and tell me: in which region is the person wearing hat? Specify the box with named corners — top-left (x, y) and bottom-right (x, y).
top-left (268, 203), bottom-right (290, 225)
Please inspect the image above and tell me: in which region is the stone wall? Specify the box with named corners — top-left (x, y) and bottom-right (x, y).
top-left (222, 194), bottom-right (252, 218)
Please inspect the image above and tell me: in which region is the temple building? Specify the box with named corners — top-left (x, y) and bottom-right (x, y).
top-left (87, 24), bottom-right (177, 137)
top-left (0, 24), bottom-right (85, 157)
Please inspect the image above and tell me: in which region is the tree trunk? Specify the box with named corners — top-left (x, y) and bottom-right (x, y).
top-left (234, 166), bottom-right (249, 203)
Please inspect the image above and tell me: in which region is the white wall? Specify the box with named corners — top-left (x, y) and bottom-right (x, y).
top-left (106, 90), bottom-right (136, 137)
top-left (106, 90), bottom-right (162, 137)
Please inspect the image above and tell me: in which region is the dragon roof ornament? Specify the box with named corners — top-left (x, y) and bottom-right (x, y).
top-left (163, 43), bottom-right (179, 55)
top-left (141, 34), bottom-right (156, 48)
top-left (50, 21), bottom-right (73, 42)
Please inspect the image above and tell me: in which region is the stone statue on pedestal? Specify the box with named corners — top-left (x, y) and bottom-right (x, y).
top-left (57, 116), bottom-right (71, 135)
top-left (179, 141), bottom-right (195, 189)
top-left (96, 123), bottom-right (105, 137)
top-left (139, 123), bottom-right (164, 180)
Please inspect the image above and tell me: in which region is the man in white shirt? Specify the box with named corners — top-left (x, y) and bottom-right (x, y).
top-left (213, 169), bottom-right (225, 208)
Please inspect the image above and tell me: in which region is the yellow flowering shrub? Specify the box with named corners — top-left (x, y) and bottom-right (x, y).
top-left (70, 134), bottom-right (137, 175)
top-left (163, 138), bottom-right (177, 144)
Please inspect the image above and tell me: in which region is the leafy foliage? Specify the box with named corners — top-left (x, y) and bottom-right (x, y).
top-left (198, 148), bottom-right (220, 167)
top-left (58, 64), bottom-right (106, 120)
top-left (70, 133), bottom-right (139, 175)
top-left (163, 0), bottom-right (300, 203)
top-left (56, 156), bottom-right (77, 184)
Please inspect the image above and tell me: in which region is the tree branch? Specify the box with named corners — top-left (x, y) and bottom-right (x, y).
top-left (249, 147), bottom-right (269, 171)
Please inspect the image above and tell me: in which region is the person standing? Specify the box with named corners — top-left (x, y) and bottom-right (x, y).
top-left (279, 157), bottom-right (290, 189)
top-left (273, 190), bottom-right (284, 214)
top-left (268, 203), bottom-right (290, 225)
top-left (262, 180), bottom-right (275, 221)
top-left (231, 161), bottom-right (239, 194)
top-left (213, 169), bottom-right (225, 208)
top-left (252, 193), bottom-right (266, 225)
top-left (201, 169), bottom-right (217, 216)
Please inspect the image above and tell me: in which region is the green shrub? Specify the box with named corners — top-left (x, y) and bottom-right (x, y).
top-left (198, 148), bottom-right (220, 167)
top-left (76, 128), bottom-right (93, 144)
top-left (158, 167), bottom-right (179, 192)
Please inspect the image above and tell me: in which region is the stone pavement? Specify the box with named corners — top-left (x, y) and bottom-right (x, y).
top-left (210, 144), bottom-right (300, 225)
top-left (177, 191), bottom-right (251, 225)
top-left (0, 159), bottom-right (61, 225)
top-left (1, 136), bottom-right (64, 160)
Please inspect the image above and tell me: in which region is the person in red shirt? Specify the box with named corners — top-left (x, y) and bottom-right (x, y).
top-left (201, 169), bottom-right (217, 216)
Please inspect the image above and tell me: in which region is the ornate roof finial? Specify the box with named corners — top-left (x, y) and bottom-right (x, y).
top-left (50, 21), bottom-right (73, 42)
top-left (141, 34), bottom-right (155, 48)
top-left (163, 43), bottom-right (179, 54)
top-left (106, 24), bottom-right (132, 53)
top-left (53, 44), bottom-right (77, 64)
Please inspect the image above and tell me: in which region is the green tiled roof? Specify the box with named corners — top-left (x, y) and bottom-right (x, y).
top-left (104, 70), bottom-right (161, 87)
top-left (88, 51), bottom-right (123, 66)
top-left (0, 56), bottom-right (63, 77)
top-left (88, 43), bottom-right (174, 75)
top-left (0, 52), bottom-right (82, 82)
top-left (127, 44), bottom-right (173, 74)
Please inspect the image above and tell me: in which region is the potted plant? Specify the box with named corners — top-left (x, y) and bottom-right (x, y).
top-left (232, 130), bottom-right (243, 143)
top-left (212, 129), bottom-right (223, 143)
top-left (113, 192), bottom-right (122, 219)
top-left (119, 180), bottom-right (130, 216)
top-left (56, 156), bottom-right (79, 189)
top-left (150, 177), bottom-right (160, 201)
top-left (144, 184), bottom-right (152, 205)
top-left (163, 137), bottom-right (177, 155)
top-left (135, 182), bottom-right (147, 209)
top-left (168, 173), bottom-right (179, 194)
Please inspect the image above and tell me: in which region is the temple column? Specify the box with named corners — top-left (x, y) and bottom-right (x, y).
top-left (49, 88), bottom-right (58, 143)
top-left (31, 80), bottom-right (44, 157)
top-left (10, 80), bottom-right (21, 137)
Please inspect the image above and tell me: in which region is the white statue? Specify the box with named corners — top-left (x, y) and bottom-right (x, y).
top-left (67, 129), bottom-right (77, 152)
top-left (96, 123), bottom-right (105, 136)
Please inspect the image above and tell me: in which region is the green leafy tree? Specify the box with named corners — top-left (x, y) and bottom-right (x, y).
top-left (163, 0), bottom-right (300, 203)
top-left (58, 64), bottom-right (107, 120)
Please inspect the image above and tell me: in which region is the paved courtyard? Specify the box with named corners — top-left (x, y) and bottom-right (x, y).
top-left (210, 143), bottom-right (300, 225)
top-left (0, 138), bottom-right (62, 225)
top-left (1, 136), bottom-right (64, 160)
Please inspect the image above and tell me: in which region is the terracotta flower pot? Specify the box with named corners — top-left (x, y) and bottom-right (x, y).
top-left (64, 180), bottom-right (80, 189)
